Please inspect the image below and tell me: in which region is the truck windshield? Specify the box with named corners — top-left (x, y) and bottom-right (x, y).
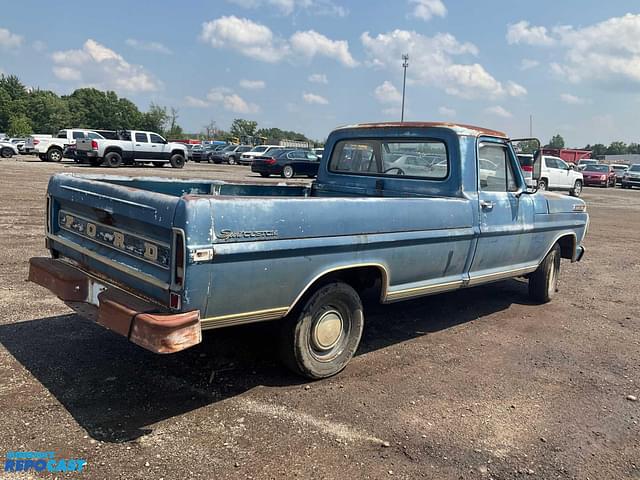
top-left (329, 139), bottom-right (448, 179)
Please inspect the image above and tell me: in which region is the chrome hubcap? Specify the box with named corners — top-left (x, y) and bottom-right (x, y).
top-left (311, 310), bottom-right (343, 352)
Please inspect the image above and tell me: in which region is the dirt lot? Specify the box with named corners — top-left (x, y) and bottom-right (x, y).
top-left (0, 155), bottom-right (638, 479)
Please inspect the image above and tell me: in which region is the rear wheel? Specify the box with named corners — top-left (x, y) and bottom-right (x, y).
top-left (104, 151), bottom-right (122, 168)
top-left (228, 156), bottom-right (237, 165)
top-left (47, 148), bottom-right (63, 162)
top-left (569, 180), bottom-right (582, 197)
top-left (279, 282), bottom-right (364, 379)
top-left (169, 154), bottom-right (185, 169)
top-left (38, 154), bottom-right (48, 162)
top-left (537, 179), bottom-right (548, 191)
top-left (282, 165), bottom-right (295, 178)
top-left (1, 147), bottom-right (13, 158)
top-left (529, 244), bottom-right (561, 303)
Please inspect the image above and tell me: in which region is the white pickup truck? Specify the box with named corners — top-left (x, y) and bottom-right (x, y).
top-left (75, 130), bottom-right (188, 168)
top-left (33, 129), bottom-right (105, 162)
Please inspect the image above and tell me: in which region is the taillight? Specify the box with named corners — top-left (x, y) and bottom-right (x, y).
top-left (33, 139), bottom-right (40, 145)
top-left (91, 140), bottom-right (98, 150)
top-left (521, 165), bottom-right (533, 172)
top-left (173, 230), bottom-right (185, 288)
top-left (265, 157), bottom-right (277, 165)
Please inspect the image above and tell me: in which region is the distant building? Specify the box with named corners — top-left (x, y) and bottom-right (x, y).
top-left (604, 154), bottom-right (640, 165)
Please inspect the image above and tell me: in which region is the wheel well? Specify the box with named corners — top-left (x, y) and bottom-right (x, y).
top-left (290, 266), bottom-right (386, 313)
top-left (171, 150), bottom-right (185, 157)
top-left (48, 146), bottom-right (62, 152)
top-left (557, 234), bottom-right (576, 260)
top-left (104, 147), bottom-right (122, 157)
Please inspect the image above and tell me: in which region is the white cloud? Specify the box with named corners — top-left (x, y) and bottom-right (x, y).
top-left (289, 30), bottom-right (358, 67)
top-left (362, 29), bottom-right (524, 99)
top-left (506, 81), bottom-right (527, 97)
top-left (239, 79), bottom-right (266, 89)
top-left (374, 81), bottom-right (402, 104)
top-left (0, 28), bottom-right (23, 49)
top-left (560, 93), bottom-right (587, 105)
top-left (552, 14), bottom-right (640, 89)
top-left (303, 92), bottom-right (329, 105)
top-left (226, 0), bottom-right (348, 17)
top-left (485, 106), bottom-right (513, 118)
top-left (438, 106), bottom-right (456, 117)
top-left (200, 16), bottom-right (357, 67)
top-left (520, 58), bottom-right (540, 71)
top-left (506, 21), bottom-right (555, 46)
top-left (409, 0), bottom-right (446, 21)
top-left (32, 40), bottom-right (46, 52)
top-left (125, 38), bottom-right (172, 54)
top-left (308, 73), bottom-right (328, 84)
top-left (51, 39), bottom-right (160, 93)
top-left (185, 95), bottom-right (211, 108)
top-left (206, 87), bottom-right (260, 113)
top-left (200, 16), bottom-right (286, 63)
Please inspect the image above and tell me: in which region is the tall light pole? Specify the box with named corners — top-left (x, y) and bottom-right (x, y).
top-left (401, 54), bottom-right (409, 122)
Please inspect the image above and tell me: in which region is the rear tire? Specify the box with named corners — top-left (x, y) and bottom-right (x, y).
top-left (529, 243), bottom-right (561, 304)
top-left (569, 180), bottom-right (582, 197)
top-left (104, 151), bottom-right (122, 168)
top-left (279, 282), bottom-right (364, 379)
top-left (38, 154), bottom-right (48, 162)
top-left (47, 148), bottom-right (63, 162)
top-left (537, 179), bottom-right (548, 191)
top-left (228, 156), bottom-right (237, 165)
top-left (282, 165), bottom-right (295, 179)
top-left (1, 147), bottom-right (13, 158)
top-left (169, 154), bottom-right (185, 169)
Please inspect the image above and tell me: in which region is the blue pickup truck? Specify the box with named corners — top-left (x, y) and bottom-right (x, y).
top-left (29, 122), bottom-right (588, 379)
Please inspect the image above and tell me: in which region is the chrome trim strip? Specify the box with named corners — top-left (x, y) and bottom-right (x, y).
top-left (200, 307), bottom-right (289, 330)
top-left (58, 209), bottom-right (170, 248)
top-left (47, 233), bottom-right (170, 290)
top-left (467, 265), bottom-right (538, 286)
top-left (385, 279), bottom-right (464, 302)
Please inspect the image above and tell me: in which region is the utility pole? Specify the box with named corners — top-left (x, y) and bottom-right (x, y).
top-left (401, 54), bottom-right (409, 123)
top-left (529, 114), bottom-right (533, 137)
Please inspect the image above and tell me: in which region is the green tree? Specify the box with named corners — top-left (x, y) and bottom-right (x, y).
top-left (546, 134), bottom-right (565, 149)
top-left (140, 103), bottom-right (169, 134)
top-left (589, 144), bottom-right (607, 158)
top-left (7, 114), bottom-right (32, 136)
top-left (606, 141), bottom-right (628, 155)
top-left (27, 90), bottom-right (71, 133)
top-left (230, 118), bottom-right (258, 139)
top-left (628, 143), bottom-right (640, 154)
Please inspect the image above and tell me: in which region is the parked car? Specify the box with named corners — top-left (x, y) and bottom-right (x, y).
top-left (75, 130), bottom-right (189, 168)
top-left (251, 149), bottom-right (319, 178)
top-left (192, 144), bottom-right (226, 163)
top-left (519, 154), bottom-right (583, 196)
top-left (239, 145), bottom-right (281, 165)
top-left (0, 140), bottom-right (19, 158)
top-left (34, 129), bottom-right (105, 162)
top-left (621, 164), bottom-right (640, 189)
top-left (9, 138), bottom-right (27, 152)
top-left (577, 159), bottom-right (599, 171)
top-left (581, 164), bottom-right (616, 187)
top-left (29, 121), bottom-right (588, 379)
top-left (224, 145), bottom-right (252, 165)
top-left (611, 164), bottom-right (629, 184)
top-left (24, 134), bottom-right (53, 155)
top-left (313, 147), bottom-right (324, 159)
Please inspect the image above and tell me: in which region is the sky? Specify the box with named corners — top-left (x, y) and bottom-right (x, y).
top-left (1, 0), bottom-right (639, 146)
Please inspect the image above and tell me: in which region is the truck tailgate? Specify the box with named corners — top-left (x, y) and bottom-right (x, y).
top-left (46, 174), bottom-right (182, 305)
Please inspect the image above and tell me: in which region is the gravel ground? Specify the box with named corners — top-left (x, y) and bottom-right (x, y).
top-left (0, 155), bottom-right (638, 479)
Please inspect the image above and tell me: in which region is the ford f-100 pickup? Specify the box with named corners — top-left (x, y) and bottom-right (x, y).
top-left (29, 122), bottom-right (588, 379)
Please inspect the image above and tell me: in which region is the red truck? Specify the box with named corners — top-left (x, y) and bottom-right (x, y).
top-left (542, 148), bottom-right (591, 165)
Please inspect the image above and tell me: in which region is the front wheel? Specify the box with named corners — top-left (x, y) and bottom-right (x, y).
top-left (47, 148), bottom-right (63, 162)
top-left (529, 244), bottom-right (560, 303)
top-left (1, 147), bottom-right (13, 158)
top-left (279, 282), bottom-right (364, 379)
top-left (170, 154), bottom-right (185, 169)
top-left (570, 180), bottom-right (582, 197)
top-left (227, 156), bottom-right (237, 165)
top-left (104, 151), bottom-right (122, 168)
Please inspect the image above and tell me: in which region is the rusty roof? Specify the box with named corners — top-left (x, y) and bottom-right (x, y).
top-left (336, 122), bottom-right (508, 138)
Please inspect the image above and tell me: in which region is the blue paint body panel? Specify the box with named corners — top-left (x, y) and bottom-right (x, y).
top-left (43, 124), bottom-right (588, 327)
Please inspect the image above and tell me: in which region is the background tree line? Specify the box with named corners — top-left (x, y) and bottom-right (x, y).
top-left (546, 133), bottom-right (640, 157)
top-left (0, 74), bottom-right (182, 138)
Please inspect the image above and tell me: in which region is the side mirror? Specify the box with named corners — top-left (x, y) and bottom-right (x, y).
top-left (532, 149), bottom-right (542, 182)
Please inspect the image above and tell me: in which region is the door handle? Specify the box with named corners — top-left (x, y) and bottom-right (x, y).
top-left (480, 200), bottom-right (495, 210)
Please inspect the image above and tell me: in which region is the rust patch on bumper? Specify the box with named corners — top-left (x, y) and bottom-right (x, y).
top-left (28, 257), bottom-right (201, 353)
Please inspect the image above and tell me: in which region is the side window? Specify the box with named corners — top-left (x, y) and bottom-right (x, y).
top-left (87, 132), bottom-right (101, 139)
top-left (149, 133), bottom-right (165, 144)
top-left (57, 130), bottom-right (67, 139)
top-left (557, 159), bottom-right (569, 170)
top-left (478, 143), bottom-right (518, 192)
top-left (545, 157), bottom-right (557, 169)
top-left (329, 140), bottom-right (448, 179)
top-left (135, 133), bottom-right (148, 143)
top-left (72, 131), bottom-right (85, 139)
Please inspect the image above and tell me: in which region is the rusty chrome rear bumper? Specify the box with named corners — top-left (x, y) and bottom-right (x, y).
top-left (28, 257), bottom-right (201, 353)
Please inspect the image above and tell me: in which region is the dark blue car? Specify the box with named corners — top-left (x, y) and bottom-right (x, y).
top-left (251, 149), bottom-right (320, 178)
